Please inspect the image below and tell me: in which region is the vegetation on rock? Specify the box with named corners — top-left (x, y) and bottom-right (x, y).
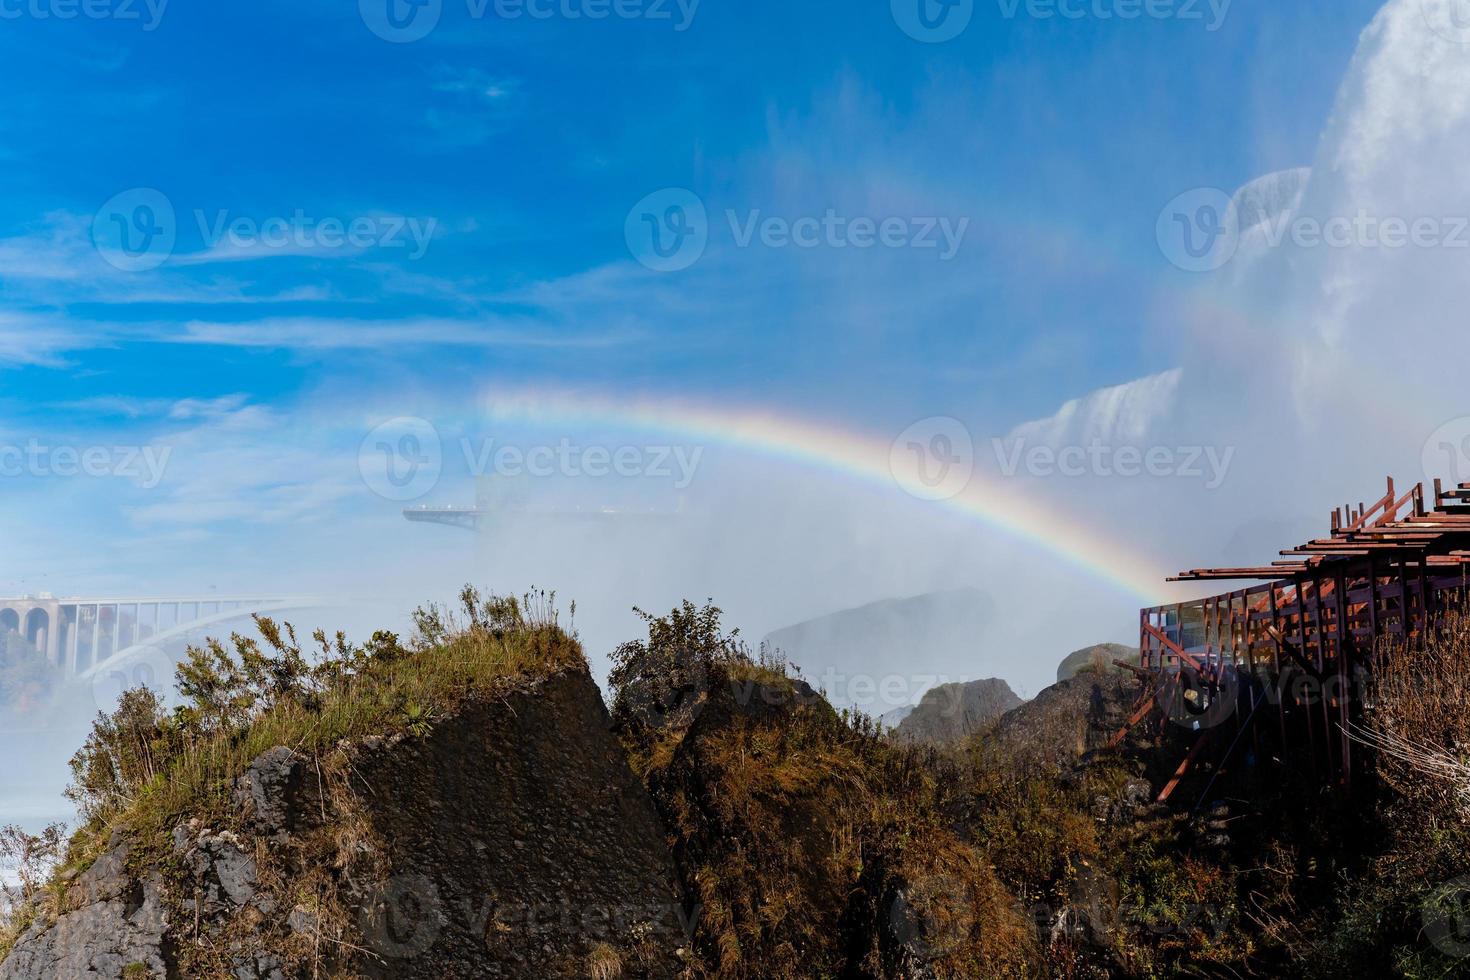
top-left (1055, 643), bottom-right (1137, 684)
top-left (611, 601), bottom-right (1040, 979)
top-left (6, 590), bottom-right (1470, 978)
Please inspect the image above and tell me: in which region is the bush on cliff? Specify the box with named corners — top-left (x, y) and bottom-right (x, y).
top-left (0, 824), bottom-right (66, 959)
top-left (65, 586), bottom-right (576, 843)
top-left (611, 600), bottom-right (1040, 979)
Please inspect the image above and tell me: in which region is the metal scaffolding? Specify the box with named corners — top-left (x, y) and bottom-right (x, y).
top-left (1130, 476), bottom-right (1470, 798)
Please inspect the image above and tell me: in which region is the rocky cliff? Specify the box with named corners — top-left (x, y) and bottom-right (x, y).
top-left (0, 666), bottom-right (686, 980)
top-left (762, 589), bottom-right (997, 715)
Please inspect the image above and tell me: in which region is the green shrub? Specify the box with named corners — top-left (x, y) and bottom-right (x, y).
top-left (0, 822), bottom-right (66, 960)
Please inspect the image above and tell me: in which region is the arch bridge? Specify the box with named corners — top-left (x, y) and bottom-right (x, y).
top-left (0, 594), bottom-right (320, 683)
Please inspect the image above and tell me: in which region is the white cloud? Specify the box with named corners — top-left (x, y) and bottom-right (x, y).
top-left (0, 312), bottom-right (108, 368)
top-left (51, 394), bottom-right (252, 421)
top-left (172, 315), bottom-right (642, 351)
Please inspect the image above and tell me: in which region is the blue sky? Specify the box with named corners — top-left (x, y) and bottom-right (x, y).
top-left (1, 0), bottom-right (1381, 406)
top-left (0, 0), bottom-right (1389, 603)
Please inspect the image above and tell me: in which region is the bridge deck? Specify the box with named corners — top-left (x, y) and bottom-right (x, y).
top-left (0, 595), bottom-right (315, 678)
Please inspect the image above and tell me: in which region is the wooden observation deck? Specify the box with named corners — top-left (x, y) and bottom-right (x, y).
top-left (1132, 477), bottom-right (1470, 799)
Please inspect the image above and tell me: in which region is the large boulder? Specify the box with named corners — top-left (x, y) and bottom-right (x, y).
top-left (344, 668), bottom-right (687, 979)
top-left (1056, 643), bottom-right (1138, 684)
top-left (0, 843), bottom-right (169, 980)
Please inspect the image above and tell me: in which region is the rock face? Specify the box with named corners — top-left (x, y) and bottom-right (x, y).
top-left (890, 678), bottom-right (1024, 746)
top-left (346, 669), bottom-right (686, 979)
top-left (0, 667), bottom-right (685, 980)
top-left (989, 671), bottom-right (1144, 768)
top-left (0, 843), bottom-right (170, 980)
top-left (171, 825), bottom-right (264, 917)
top-left (233, 744), bottom-right (322, 840)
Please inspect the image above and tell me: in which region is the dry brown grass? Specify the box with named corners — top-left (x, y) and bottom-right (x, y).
top-left (1360, 609), bottom-right (1470, 816)
top-left (586, 941), bottom-right (624, 980)
top-left (631, 654), bottom-right (1039, 978)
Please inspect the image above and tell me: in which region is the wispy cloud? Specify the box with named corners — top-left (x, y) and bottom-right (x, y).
top-left (172, 315), bottom-right (642, 351)
top-left (421, 65), bottom-right (523, 148)
top-left (119, 401), bottom-right (362, 528)
top-left (51, 393), bottom-right (252, 421)
top-left (0, 312), bottom-right (110, 368)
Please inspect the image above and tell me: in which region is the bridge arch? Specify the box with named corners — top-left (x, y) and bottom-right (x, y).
top-left (0, 608), bottom-right (18, 636)
top-left (23, 608), bottom-right (49, 650)
top-left (78, 597), bottom-right (323, 694)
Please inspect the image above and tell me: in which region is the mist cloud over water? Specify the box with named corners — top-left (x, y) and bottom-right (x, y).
top-left (1016, 0), bottom-right (1470, 575)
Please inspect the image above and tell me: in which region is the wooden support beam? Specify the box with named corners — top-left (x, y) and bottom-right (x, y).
top-left (1314, 573), bottom-right (1334, 776)
top-left (1158, 733), bottom-right (1211, 803)
top-left (1108, 691), bottom-right (1157, 749)
top-left (1334, 569), bottom-right (1352, 788)
top-left (1141, 622), bottom-right (1209, 675)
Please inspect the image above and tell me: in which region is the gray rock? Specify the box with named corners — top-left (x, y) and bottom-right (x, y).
top-left (232, 951), bottom-right (286, 979)
top-left (882, 886), bottom-right (940, 980)
top-left (235, 745), bottom-right (317, 837)
top-left (891, 678), bottom-right (1024, 746)
top-left (0, 844), bottom-right (169, 980)
top-left (173, 827), bottom-right (259, 914)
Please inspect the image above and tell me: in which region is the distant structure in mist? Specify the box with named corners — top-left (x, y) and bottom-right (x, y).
top-left (0, 594), bottom-right (317, 680)
top-left (402, 476), bottom-right (683, 533)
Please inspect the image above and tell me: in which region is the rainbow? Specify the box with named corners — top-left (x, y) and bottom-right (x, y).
top-left (478, 389), bottom-right (1176, 602)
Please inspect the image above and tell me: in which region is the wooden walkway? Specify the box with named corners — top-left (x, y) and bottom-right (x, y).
top-left (1133, 477), bottom-right (1470, 796)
